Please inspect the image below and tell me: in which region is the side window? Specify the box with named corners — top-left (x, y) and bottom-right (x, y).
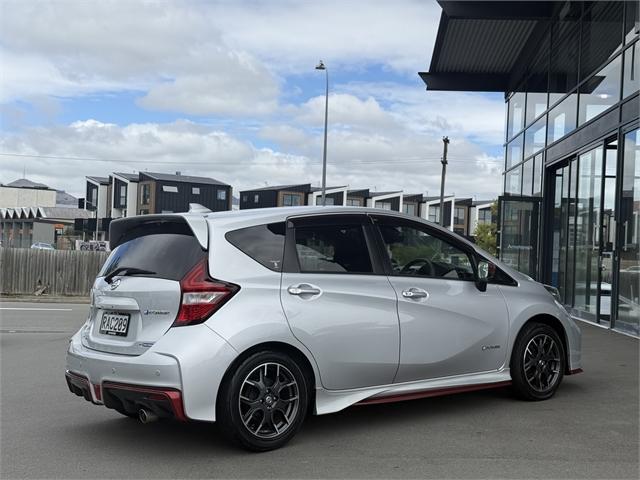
top-left (226, 222), bottom-right (286, 271)
top-left (294, 224), bottom-right (373, 274)
top-left (377, 220), bottom-right (474, 280)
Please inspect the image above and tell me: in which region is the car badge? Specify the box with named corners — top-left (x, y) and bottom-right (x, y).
top-left (110, 279), bottom-right (121, 290)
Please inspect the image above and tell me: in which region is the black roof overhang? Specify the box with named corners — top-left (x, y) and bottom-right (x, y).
top-left (420, 1), bottom-right (562, 93)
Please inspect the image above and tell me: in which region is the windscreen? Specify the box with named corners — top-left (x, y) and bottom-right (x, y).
top-left (100, 222), bottom-right (204, 281)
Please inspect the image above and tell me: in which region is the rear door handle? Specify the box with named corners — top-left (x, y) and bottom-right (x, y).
top-left (402, 288), bottom-right (429, 299)
top-left (288, 284), bottom-right (322, 296)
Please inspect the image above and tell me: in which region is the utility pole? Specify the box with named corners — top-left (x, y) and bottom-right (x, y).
top-left (438, 136), bottom-right (450, 227)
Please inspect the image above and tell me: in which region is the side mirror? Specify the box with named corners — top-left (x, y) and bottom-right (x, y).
top-left (475, 260), bottom-right (489, 292)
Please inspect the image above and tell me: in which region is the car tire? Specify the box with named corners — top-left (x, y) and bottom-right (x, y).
top-left (511, 322), bottom-right (566, 401)
top-left (217, 350), bottom-right (309, 452)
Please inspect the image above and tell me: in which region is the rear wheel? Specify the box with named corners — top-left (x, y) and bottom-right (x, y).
top-left (511, 322), bottom-right (565, 400)
top-left (217, 351), bottom-right (308, 451)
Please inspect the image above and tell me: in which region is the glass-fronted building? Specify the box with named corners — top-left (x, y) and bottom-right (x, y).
top-left (421, 1), bottom-right (639, 335)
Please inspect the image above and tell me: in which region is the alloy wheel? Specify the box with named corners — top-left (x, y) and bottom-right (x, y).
top-left (523, 333), bottom-right (561, 393)
top-left (238, 362), bottom-right (300, 439)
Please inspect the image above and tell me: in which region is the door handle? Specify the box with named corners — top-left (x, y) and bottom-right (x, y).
top-left (288, 284), bottom-right (322, 296)
top-left (402, 288), bottom-right (429, 299)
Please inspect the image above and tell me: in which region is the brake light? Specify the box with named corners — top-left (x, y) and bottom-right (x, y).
top-left (173, 258), bottom-right (239, 327)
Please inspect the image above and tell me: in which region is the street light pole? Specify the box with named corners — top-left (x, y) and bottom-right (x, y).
top-left (438, 136), bottom-right (450, 227)
top-left (315, 60), bottom-right (328, 206)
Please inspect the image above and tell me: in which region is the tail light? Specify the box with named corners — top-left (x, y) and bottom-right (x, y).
top-left (172, 258), bottom-right (239, 327)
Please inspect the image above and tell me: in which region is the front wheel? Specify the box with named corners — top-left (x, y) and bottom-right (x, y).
top-left (217, 351), bottom-right (309, 451)
top-left (511, 322), bottom-right (565, 401)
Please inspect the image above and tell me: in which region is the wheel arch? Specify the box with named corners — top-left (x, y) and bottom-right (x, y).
top-left (216, 341), bottom-right (317, 415)
top-left (511, 314), bottom-right (571, 374)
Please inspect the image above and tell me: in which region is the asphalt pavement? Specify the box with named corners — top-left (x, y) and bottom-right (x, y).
top-left (1, 300), bottom-right (638, 479)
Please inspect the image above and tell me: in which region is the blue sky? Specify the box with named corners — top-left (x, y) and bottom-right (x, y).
top-left (0, 0), bottom-right (505, 199)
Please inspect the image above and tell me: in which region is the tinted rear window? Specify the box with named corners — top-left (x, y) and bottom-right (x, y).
top-left (100, 223), bottom-right (203, 281)
top-left (225, 222), bottom-right (286, 272)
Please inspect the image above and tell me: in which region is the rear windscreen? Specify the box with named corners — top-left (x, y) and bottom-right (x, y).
top-left (100, 223), bottom-right (204, 281)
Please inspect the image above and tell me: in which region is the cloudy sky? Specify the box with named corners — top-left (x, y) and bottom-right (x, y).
top-left (0, 0), bottom-right (505, 200)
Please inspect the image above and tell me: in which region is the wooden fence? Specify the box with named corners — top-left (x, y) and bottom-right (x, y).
top-left (0, 248), bottom-right (109, 296)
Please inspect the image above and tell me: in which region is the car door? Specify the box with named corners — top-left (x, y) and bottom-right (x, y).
top-left (280, 214), bottom-right (400, 390)
top-left (371, 215), bottom-right (509, 383)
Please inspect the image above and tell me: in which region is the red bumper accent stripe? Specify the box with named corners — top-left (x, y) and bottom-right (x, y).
top-left (568, 368), bottom-right (583, 375)
top-left (102, 381), bottom-right (187, 421)
top-left (356, 381), bottom-right (512, 406)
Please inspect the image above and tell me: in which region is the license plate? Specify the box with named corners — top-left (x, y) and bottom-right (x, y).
top-left (99, 312), bottom-right (130, 337)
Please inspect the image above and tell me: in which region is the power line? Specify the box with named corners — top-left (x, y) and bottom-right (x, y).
top-left (0, 152), bottom-right (503, 165)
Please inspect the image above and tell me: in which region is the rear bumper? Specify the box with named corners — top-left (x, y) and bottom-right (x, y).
top-left (65, 322), bottom-right (238, 422)
top-left (65, 371), bottom-right (187, 420)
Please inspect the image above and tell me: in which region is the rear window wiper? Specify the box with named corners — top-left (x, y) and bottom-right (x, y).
top-left (104, 267), bottom-right (156, 284)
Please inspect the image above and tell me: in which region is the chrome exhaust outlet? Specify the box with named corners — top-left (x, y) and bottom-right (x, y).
top-left (138, 408), bottom-right (158, 424)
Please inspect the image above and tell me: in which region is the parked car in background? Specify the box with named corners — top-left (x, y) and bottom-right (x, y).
top-left (65, 206), bottom-right (582, 451)
top-left (30, 242), bottom-right (55, 250)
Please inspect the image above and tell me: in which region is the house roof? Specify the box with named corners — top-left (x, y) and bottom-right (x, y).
top-left (55, 190), bottom-right (78, 207)
top-left (5, 178), bottom-right (51, 189)
top-left (423, 195), bottom-right (455, 202)
top-left (370, 191), bottom-right (402, 198)
top-left (0, 206), bottom-right (91, 220)
top-left (347, 189), bottom-right (369, 197)
top-left (242, 184), bottom-right (311, 192)
top-left (141, 171), bottom-right (230, 186)
top-left (86, 176), bottom-right (110, 185)
top-left (403, 194), bottom-right (424, 202)
top-left (472, 199), bottom-right (496, 206)
top-left (113, 172), bottom-right (140, 182)
top-left (309, 185), bottom-right (348, 192)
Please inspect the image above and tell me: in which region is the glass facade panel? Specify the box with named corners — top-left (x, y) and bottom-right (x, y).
top-left (524, 116), bottom-right (546, 158)
top-left (574, 147), bottom-right (603, 318)
top-left (623, 42), bottom-right (639, 99)
top-left (580, 2), bottom-right (623, 80)
top-left (618, 129), bottom-right (640, 335)
top-left (507, 92), bottom-right (525, 139)
top-left (547, 92), bottom-right (577, 143)
top-left (625, 0), bottom-right (639, 44)
top-left (525, 30), bottom-right (550, 124)
top-left (533, 153), bottom-right (543, 196)
top-left (505, 167), bottom-right (521, 195)
top-left (578, 56), bottom-right (622, 125)
top-left (549, 16), bottom-right (580, 106)
top-left (506, 133), bottom-right (523, 169)
top-left (521, 158), bottom-right (533, 196)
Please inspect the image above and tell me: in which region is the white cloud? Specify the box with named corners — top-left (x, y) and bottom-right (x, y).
top-left (0, 119), bottom-right (503, 200)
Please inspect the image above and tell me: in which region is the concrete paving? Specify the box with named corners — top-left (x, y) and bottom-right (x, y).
top-left (1, 301), bottom-right (638, 479)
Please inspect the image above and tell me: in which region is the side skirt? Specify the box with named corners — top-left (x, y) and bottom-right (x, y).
top-left (314, 369), bottom-right (512, 415)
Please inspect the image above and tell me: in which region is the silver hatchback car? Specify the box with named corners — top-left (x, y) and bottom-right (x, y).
top-left (66, 206), bottom-right (582, 451)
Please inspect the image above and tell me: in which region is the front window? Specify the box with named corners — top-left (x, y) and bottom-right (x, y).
top-left (217, 189), bottom-right (226, 201)
top-left (376, 218), bottom-right (474, 281)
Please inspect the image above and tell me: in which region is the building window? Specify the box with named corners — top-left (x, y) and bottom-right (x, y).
top-left (524, 116), bottom-right (546, 158)
top-left (254, 194), bottom-right (259, 203)
top-left (282, 194), bottom-right (301, 206)
top-left (161, 210), bottom-right (173, 213)
top-left (579, 56), bottom-right (622, 125)
top-left (119, 185), bottom-right (126, 206)
top-left (505, 167), bottom-right (522, 195)
top-left (376, 201), bottom-right (392, 210)
top-left (624, 1), bottom-right (639, 44)
top-left (549, 18), bottom-right (580, 106)
top-left (139, 209), bottom-right (149, 215)
top-left (141, 184), bottom-right (150, 205)
top-left (346, 198), bottom-right (360, 206)
top-left (428, 205), bottom-right (440, 223)
top-left (162, 185), bottom-right (178, 193)
top-left (522, 158), bottom-right (534, 196)
top-left (454, 207), bottom-right (465, 224)
top-left (192, 187), bottom-right (200, 195)
top-left (478, 208), bottom-right (492, 225)
top-left (217, 189), bottom-right (226, 201)
top-left (242, 195), bottom-right (248, 202)
top-left (623, 42), bottom-right (639, 99)
top-left (403, 203), bottom-right (416, 216)
top-left (506, 133), bottom-right (524, 169)
top-left (507, 92), bottom-right (525, 139)
top-left (580, 2), bottom-right (624, 81)
top-left (315, 196), bottom-right (335, 205)
top-left (547, 92), bottom-right (577, 144)
top-left (533, 153), bottom-right (543, 196)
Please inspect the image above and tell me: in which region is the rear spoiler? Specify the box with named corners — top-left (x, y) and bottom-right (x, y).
top-left (109, 214), bottom-right (208, 250)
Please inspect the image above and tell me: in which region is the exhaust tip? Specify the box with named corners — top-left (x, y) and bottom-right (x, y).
top-left (138, 408), bottom-right (158, 424)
